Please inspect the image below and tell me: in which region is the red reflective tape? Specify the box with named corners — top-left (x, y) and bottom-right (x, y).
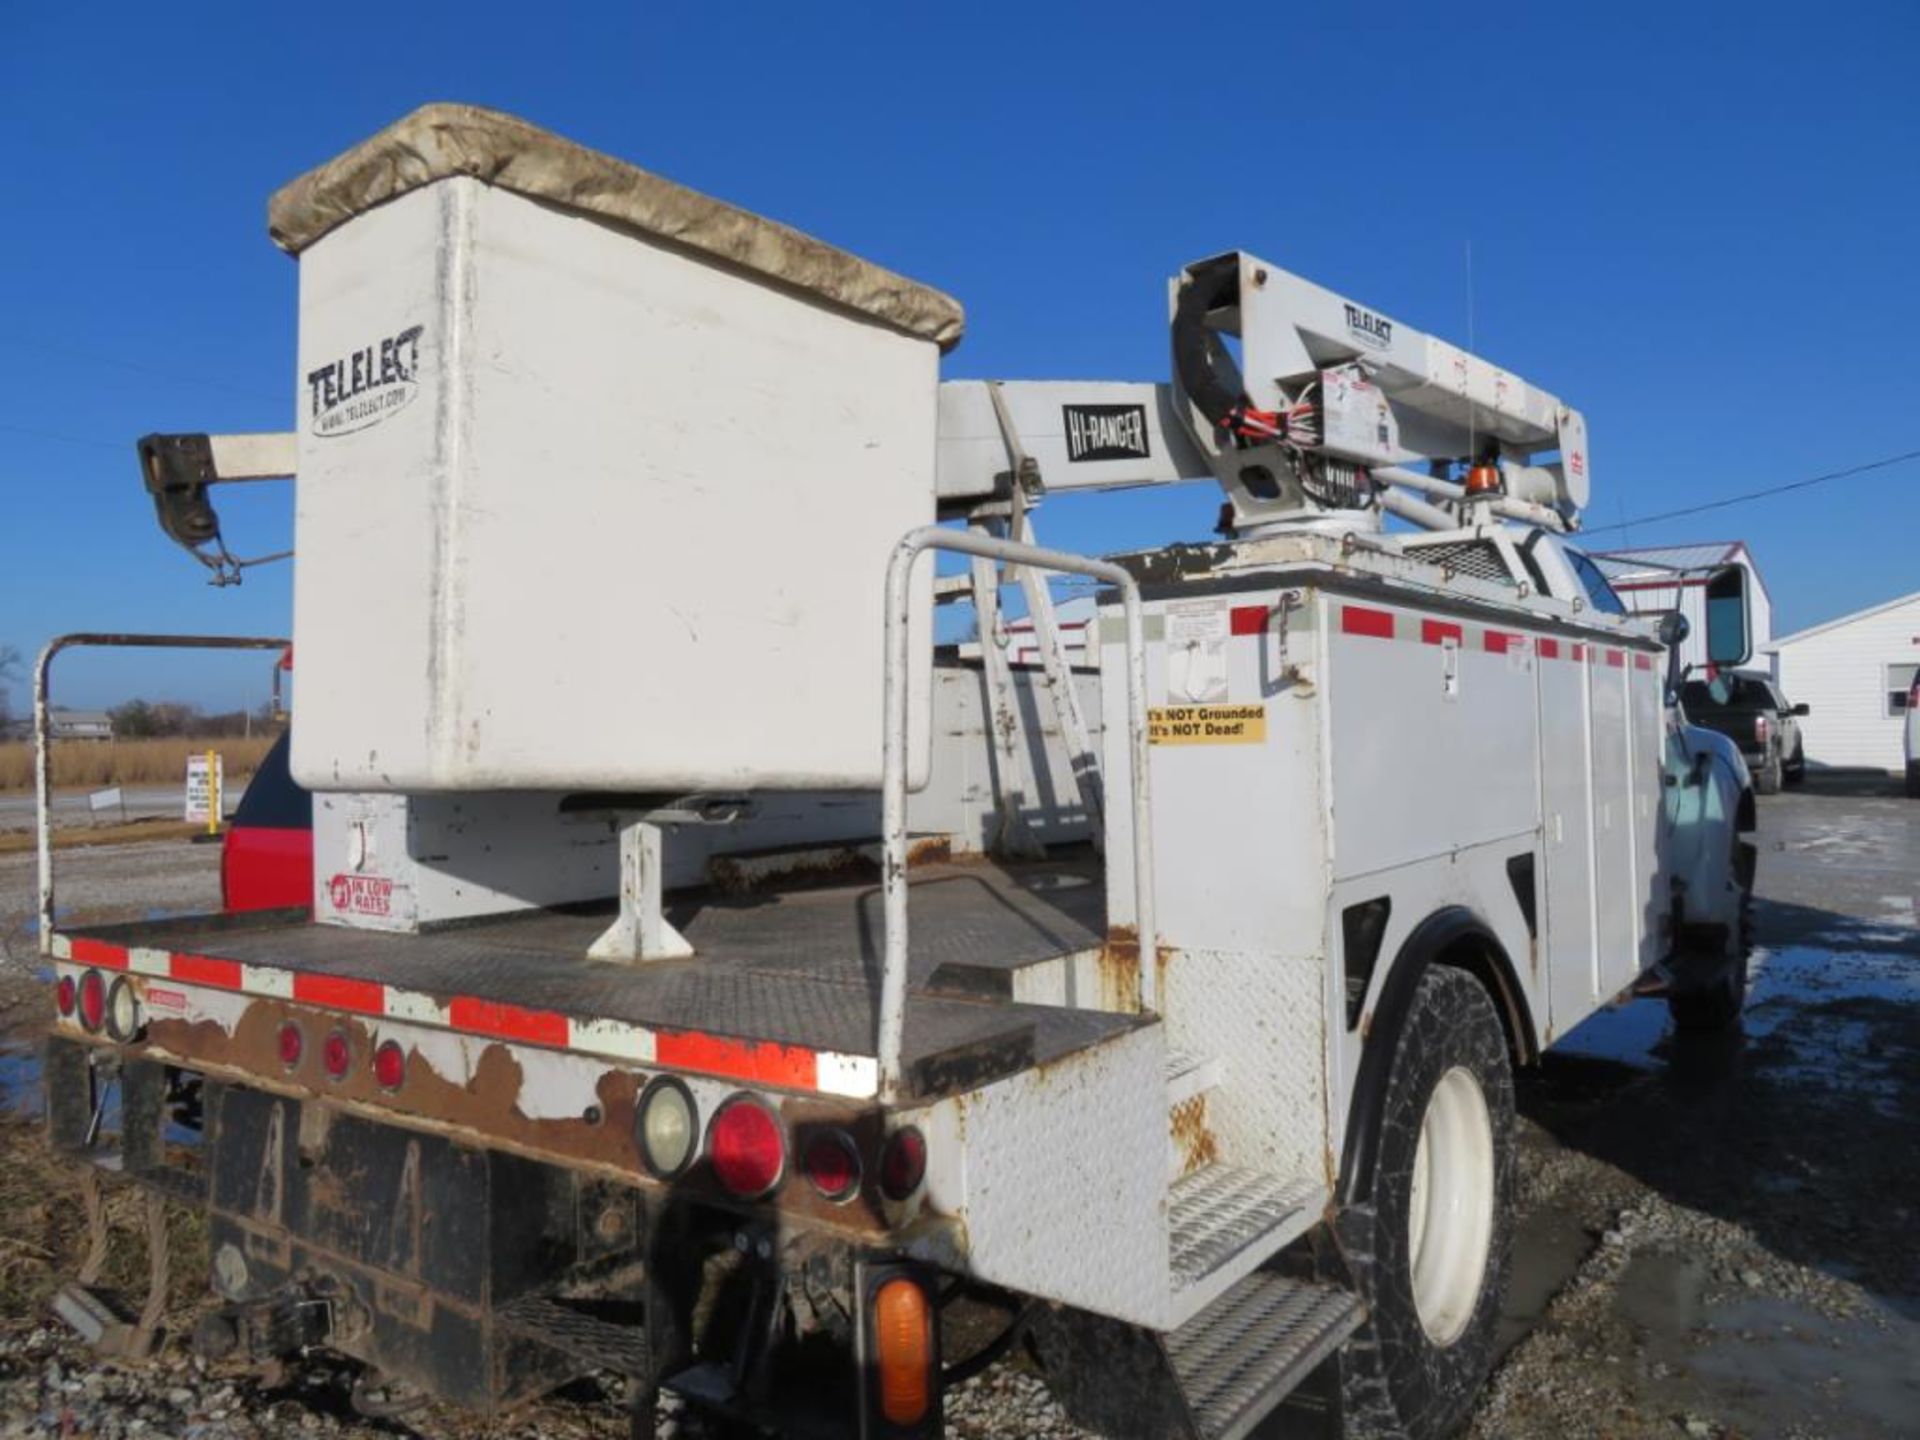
top-left (1573, 644), bottom-right (1589, 663)
top-left (170, 952), bottom-right (242, 990)
top-left (1229, 605), bottom-right (1269, 635)
top-left (1606, 650), bottom-right (1626, 668)
top-left (1634, 654), bottom-right (1654, 671)
top-left (449, 996), bottom-right (571, 1048)
top-left (1342, 605), bottom-right (1395, 639)
top-left (656, 1032), bottom-right (820, 1091)
top-left (69, 938), bottom-right (128, 972)
top-left (293, 972), bottom-right (386, 1015)
top-left (1537, 638), bottom-right (1561, 660)
top-left (1421, 619), bottom-right (1463, 646)
top-left (1484, 629), bottom-right (1517, 654)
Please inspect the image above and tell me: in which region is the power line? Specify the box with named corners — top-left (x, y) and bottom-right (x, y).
top-left (1582, 448), bottom-right (1920, 535)
top-left (0, 420), bottom-right (125, 451)
top-left (0, 333), bottom-right (284, 405)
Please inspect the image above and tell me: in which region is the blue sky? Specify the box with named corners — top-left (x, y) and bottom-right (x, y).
top-left (2, 1), bottom-right (1915, 713)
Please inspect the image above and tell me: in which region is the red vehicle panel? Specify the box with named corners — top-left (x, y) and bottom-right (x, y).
top-left (220, 732), bottom-right (312, 913)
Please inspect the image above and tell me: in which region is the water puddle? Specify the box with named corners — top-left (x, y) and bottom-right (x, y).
top-left (1688, 1296), bottom-right (1920, 1438)
top-left (0, 1041), bottom-right (43, 1118)
top-left (1499, 1193), bottom-right (1595, 1359)
top-left (1549, 937), bottom-right (1920, 1096)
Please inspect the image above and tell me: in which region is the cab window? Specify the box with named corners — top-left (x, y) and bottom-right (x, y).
top-left (1565, 550), bottom-right (1628, 616)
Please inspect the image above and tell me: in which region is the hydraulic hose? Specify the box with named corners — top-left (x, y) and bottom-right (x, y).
top-left (1171, 256), bottom-right (1250, 431)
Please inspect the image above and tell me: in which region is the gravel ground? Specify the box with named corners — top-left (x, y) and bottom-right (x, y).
top-left (0, 839), bottom-right (223, 969)
top-left (0, 776), bottom-right (1913, 1438)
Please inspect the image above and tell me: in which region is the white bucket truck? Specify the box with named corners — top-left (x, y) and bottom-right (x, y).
top-left (42, 105), bottom-right (1755, 1440)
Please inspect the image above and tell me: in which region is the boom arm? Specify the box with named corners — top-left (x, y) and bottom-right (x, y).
top-left (936, 254), bottom-right (1591, 537)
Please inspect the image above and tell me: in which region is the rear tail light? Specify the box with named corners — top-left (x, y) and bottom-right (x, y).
top-left (322, 1030), bottom-right (351, 1081)
top-left (277, 1022), bottom-right (304, 1068)
top-left (55, 976), bottom-right (76, 1019)
top-left (1755, 715), bottom-right (1770, 744)
top-left (373, 1040), bottom-right (407, 1090)
top-left (869, 1274), bottom-right (936, 1428)
top-left (802, 1130), bottom-right (862, 1202)
top-left (880, 1127), bottom-right (926, 1202)
top-left (105, 977), bottom-right (141, 1042)
top-left (707, 1096), bottom-right (785, 1199)
top-left (636, 1077), bottom-right (697, 1180)
top-left (77, 970), bottom-right (107, 1033)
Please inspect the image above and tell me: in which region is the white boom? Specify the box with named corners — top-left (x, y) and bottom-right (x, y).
top-left (937, 254), bottom-right (1590, 538)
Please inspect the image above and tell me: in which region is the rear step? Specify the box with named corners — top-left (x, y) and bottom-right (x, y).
top-left (495, 1293), bottom-right (651, 1377)
top-left (1166, 1271), bottom-right (1365, 1440)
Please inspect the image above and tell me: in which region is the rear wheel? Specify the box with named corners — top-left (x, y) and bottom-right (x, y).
top-left (1784, 742), bottom-right (1806, 786)
top-left (1335, 967), bottom-right (1514, 1440)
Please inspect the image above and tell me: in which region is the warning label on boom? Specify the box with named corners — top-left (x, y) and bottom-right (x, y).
top-left (1148, 703), bottom-right (1267, 745)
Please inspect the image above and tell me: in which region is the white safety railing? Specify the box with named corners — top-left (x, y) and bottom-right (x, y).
top-left (35, 633), bottom-right (290, 956)
top-left (879, 528), bottom-right (1157, 1102)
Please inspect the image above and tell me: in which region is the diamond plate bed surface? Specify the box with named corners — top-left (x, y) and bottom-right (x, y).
top-left (78, 858), bottom-right (1129, 1091)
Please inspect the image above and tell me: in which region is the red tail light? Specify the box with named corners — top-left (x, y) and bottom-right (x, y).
top-left (373, 1040), bottom-right (407, 1090)
top-left (708, 1096), bottom-right (784, 1198)
top-left (77, 970), bottom-right (107, 1033)
top-left (880, 1127), bottom-right (927, 1202)
top-left (277, 1022), bottom-right (304, 1068)
top-left (55, 976), bottom-right (76, 1019)
top-left (322, 1031), bottom-right (351, 1081)
top-left (802, 1131), bottom-right (862, 1202)
top-left (1755, 715), bottom-right (1770, 745)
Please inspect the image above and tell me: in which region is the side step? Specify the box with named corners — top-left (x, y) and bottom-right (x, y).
top-left (1165, 1271), bottom-right (1365, 1440)
top-left (1169, 1165), bottom-right (1322, 1298)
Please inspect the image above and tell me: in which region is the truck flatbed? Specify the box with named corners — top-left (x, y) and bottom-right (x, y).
top-left (63, 855), bottom-right (1139, 1101)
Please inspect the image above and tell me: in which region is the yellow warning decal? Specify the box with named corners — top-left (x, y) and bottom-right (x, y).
top-left (1148, 703), bottom-right (1267, 746)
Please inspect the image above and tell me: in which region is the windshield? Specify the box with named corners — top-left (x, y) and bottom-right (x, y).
top-left (1564, 549), bottom-right (1628, 616)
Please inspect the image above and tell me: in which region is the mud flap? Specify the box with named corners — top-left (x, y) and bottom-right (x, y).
top-left (204, 1083), bottom-right (650, 1411)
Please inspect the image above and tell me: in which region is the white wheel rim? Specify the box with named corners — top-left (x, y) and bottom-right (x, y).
top-left (1406, 1065), bottom-right (1495, 1346)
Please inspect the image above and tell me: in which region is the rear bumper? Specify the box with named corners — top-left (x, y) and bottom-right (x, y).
top-left (46, 1041), bottom-right (946, 1433)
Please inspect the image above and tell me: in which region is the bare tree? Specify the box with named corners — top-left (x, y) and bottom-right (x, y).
top-left (0, 643), bottom-right (21, 731)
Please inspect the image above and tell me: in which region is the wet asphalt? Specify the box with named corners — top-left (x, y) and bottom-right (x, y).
top-left (1541, 771), bottom-right (1920, 1310)
top-left (1493, 771), bottom-right (1920, 1437)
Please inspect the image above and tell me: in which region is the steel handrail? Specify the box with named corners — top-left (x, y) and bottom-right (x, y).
top-left (879, 529), bottom-right (1156, 1102)
top-left (35, 633), bottom-right (291, 956)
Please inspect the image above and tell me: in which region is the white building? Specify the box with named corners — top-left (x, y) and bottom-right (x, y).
top-left (1592, 541), bottom-right (1773, 674)
top-left (1767, 591), bottom-right (1920, 771)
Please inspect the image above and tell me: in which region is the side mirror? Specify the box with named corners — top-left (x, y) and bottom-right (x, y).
top-left (1792, 702), bottom-right (1810, 716)
top-left (1704, 564), bottom-right (1752, 668)
top-left (1657, 612), bottom-right (1690, 649)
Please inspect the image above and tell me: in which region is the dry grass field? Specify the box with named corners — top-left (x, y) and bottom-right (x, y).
top-left (0, 736), bottom-right (274, 792)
